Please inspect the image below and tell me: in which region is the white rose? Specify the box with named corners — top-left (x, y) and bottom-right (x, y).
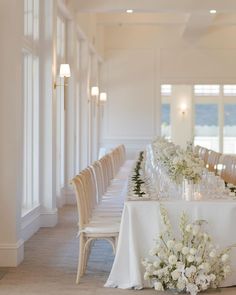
top-left (171, 270), bottom-right (180, 280)
top-left (154, 281), bottom-right (164, 291)
top-left (189, 265), bottom-right (197, 273)
top-left (175, 242), bottom-right (183, 252)
top-left (186, 224), bottom-right (193, 233)
top-left (167, 240), bottom-right (175, 249)
top-left (182, 246), bottom-right (189, 255)
top-left (221, 254), bottom-right (229, 263)
top-left (185, 269), bottom-right (192, 278)
top-left (190, 248), bottom-right (197, 255)
top-left (187, 255), bottom-right (195, 263)
top-left (209, 250), bottom-right (217, 258)
top-left (168, 255), bottom-right (177, 265)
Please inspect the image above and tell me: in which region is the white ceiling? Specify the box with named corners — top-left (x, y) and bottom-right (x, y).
top-left (71, 0), bottom-right (236, 13)
top-left (68, 0), bottom-right (236, 38)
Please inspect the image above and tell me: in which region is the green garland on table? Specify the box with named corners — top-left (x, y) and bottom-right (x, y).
top-left (129, 151), bottom-right (147, 198)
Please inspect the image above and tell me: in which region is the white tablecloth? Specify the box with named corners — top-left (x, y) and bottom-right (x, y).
top-left (105, 199), bottom-right (236, 289)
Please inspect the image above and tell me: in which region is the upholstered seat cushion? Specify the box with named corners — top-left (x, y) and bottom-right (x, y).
top-left (81, 223), bottom-right (120, 234)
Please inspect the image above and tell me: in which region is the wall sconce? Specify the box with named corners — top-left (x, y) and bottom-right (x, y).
top-left (180, 103), bottom-right (187, 115)
top-left (91, 86), bottom-right (99, 96)
top-left (99, 92), bottom-right (107, 103)
top-left (54, 64), bottom-right (71, 89)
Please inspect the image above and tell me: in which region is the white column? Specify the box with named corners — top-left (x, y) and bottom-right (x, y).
top-left (39, 0), bottom-right (58, 226)
top-left (80, 41), bottom-right (90, 169)
top-left (64, 19), bottom-right (77, 204)
top-left (0, 0), bottom-right (24, 266)
top-left (171, 85), bottom-right (193, 148)
top-left (90, 53), bottom-right (99, 162)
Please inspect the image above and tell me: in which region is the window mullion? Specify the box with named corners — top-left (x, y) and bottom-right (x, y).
top-left (219, 86), bottom-right (224, 153)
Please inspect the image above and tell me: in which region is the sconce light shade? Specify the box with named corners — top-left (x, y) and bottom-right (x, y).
top-left (59, 64), bottom-right (71, 78)
top-left (180, 103), bottom-right (187, 115)
top-left (91, 86), bottom-right (99, 96)
top-left (100, 92), bottom-right (107, 102)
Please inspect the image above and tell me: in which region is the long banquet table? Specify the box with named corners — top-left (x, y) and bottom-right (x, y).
top-left (105, 199), bottom-right (236, 289)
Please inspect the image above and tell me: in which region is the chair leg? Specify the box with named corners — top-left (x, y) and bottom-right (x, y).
top-left (83, 238), bottom-right (93, 274)
top-left (76, 234), bottom-right (85, 284)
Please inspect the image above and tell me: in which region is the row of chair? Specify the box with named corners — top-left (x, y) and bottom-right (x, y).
top-left (71, 145), bottom-right (133, 283)
top-left (194, 145), bottom-right (236, 185)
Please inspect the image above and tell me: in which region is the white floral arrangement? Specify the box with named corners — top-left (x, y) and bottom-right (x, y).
top-left (143, 205), bottom-right (234, 295)
top-left (151, 137), bottom-right (204, 184)
top-left (170, 150), bottom-right (204, 184)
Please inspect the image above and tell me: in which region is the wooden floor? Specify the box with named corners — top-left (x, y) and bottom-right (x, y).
top-left (0, 205), bottom-right (235, 295)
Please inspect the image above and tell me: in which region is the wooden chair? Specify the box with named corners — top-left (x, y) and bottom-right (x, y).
top-left (71, 174), bottom-right (119, 284)
top-left (206, 150), bottom-right (221, 173)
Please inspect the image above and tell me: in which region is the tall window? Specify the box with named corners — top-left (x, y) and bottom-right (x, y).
top-left (161, 85), bottom-right (171, 139)
top-left (194, 84), bottom-right (236, 154)
top-left (22, 0), bottom-right (39, 212)
top-left (161, 104), bottom-right (171, 139)
top-left (56, 15), bottom-right (66, 198)
top-left (194, 104), bottom-right (219, 151)
top-left (224, 104), bottom-right (236, 153)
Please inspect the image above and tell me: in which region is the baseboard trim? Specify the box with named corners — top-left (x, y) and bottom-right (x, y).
top-left (40, 208), bottom-right (58, 227)
top-left (0, 239), bottom-right (24, 267)
top-left (21, 206), bottom-right (41, 241)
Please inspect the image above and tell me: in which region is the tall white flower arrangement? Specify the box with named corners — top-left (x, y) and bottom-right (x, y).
top-left (143, 205), bottom-right (233, 295)
top-left (151, 137), bottom-right (204, 184)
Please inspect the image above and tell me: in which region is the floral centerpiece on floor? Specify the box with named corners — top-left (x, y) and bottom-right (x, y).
top-left (142, 205), bottom-right (234, 295)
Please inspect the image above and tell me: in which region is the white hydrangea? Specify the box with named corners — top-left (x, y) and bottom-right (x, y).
top-left (143, 204), bottom-right (233, 295)
top-left (171, 270), bottom-right (180, 280)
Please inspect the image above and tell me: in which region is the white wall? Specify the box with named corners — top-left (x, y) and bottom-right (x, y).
top-left (0, 0), bottom-right (24, 266)
top-left (0, 0), bottom-right (102, 266)
top-left (101, 24), bottom-right (236, 156)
